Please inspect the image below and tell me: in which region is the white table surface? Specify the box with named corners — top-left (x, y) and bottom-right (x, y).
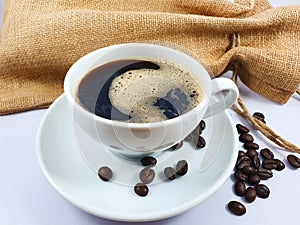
top-left (1, 0), bottom-right (300, 224)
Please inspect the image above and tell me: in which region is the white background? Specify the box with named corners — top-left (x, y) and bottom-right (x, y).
top-left (1, 0), bottom-right (300, 224)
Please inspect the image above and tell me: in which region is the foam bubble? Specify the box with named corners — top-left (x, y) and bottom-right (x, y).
top-left (109, 58), bottom-right (204, 122)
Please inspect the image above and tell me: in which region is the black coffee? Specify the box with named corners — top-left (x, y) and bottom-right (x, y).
top-left (76, 58), bottom-right (204, 123)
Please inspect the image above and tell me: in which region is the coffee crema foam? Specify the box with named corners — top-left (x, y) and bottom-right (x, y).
top-left (108, 58), bottom-right (204, 123)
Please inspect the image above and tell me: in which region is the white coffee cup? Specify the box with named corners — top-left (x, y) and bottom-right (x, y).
top-left (64, 43), bottom-right (238, 157)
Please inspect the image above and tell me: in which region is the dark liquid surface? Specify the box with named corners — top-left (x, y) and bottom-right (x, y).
top-left (76, 59), bottom-right (203, 122)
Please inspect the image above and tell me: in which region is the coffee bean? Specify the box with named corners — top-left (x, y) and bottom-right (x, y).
top-left (248, 174), bottom-right (261, 185)
top-left (255, 184), bottom-right (270, 199)
top-left (164, 167), bottom-right (176, 180)
top-left (242, 166), bottom-right (256, 176)
top-left (193, 124), bottom-right (202, 135)
top-left (236, 156), bottom-right (251, 170)
top-left (234, 169), bottom-right (248, 182)
top-left (97, 166), bottom-right (113, 181)
top-left (171, 141), bottom-right (183, 150)
top-left (199, 120), bottom-right (206, 130)
top-left (234, 181), bottom-right (246, 196)
top-left (139, 167), bottom-right (155, 184)
top-left (260, 148), bottom-right (274, 160)
top-left (260, 119), bottom-right (266, 124)
top-left (184, 133), bottom-right (193, 141)
top-left (228, 201), bottom-right (246, 216)
top-left (262, 159), bottom-right (277, 170)
top-left (239, 133), bottom-right (254, 143)
top-left (244, 142), bottom-right (259, 150)
top-left (257, 168), bottom-right (273, 180)
top-left (244, 187), bottom-right (256, 203)
top-left (287, 154), bottom-right (300, 168)
top-left (236, 124), bottom-right (250, 134)
top-left (176, 160), bottom-right (188, 176)
top-left (238, 150), bottom-right (246, 159)
top-left (140, 156), bottom-right (157, 167)
top-left (253, 112), bottom-right (265, 120)
top-left (252, 155), bottom-right (260, 169)
top-left (274, 159), bottom-right (285, 171)
top-left (197, 136), bottom-right (206, 148)
top-left (246, 149), bottom-right (258, 159)
top-left (134, 183), bottom-right (149, 197)
top-left (185, 126), bottom-right (201, 142)
top-left (253, 112), bottom-right (266, 123)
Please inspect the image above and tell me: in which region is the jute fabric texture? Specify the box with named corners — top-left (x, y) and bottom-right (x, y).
top-left (0, 0), bottom-right (300, 115)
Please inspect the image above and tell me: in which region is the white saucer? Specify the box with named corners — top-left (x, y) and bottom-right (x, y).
top-left (36, 94), bottom-right (238, 222)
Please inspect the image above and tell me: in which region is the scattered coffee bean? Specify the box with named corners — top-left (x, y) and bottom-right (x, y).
top-left (242, 166), bottom-right (256, 176)
top-left (244, 141), bottom-right (259, 150)
top-left (287, 154), bottom-right (300, 168)
top-left (253, 112), bottom-right (265, 120)
top-left (176, 160), bottom-right (188, 176)
top-left (252, 155), bottom-right (260, 169)
top-left (246, 149), bottom-right (258, 159)
top-left (244, 187), bottom-right (257, 203)
top-left (262, 159), bottom-right (277, 170)
top-left (97, 166), bottom-right (113, 181)
top-left (236, 124), bottom-right (250, 134)
top-left (184, 133), bottom-right (193, 141)
top-left (274, 159), bottom-right (285, 171)
top-left (260, 148), bottom-right (274, 160)
top-left (134, 183), bottom-right (149, 197)
top-left (140, 156), bottom-right (157, 167)
top-left (228, 201), bottom-right (246, 216)
top-left (257, 168), bottom-right (273, 180)
top-left (234, 169), bottom-right (248, 182)
top-left (253, 112), bottom-right (266, 123)
top-left (234, 181), bottom-right (246, 196)
top-left (255, 184), bottom-right (270, 199)
top-left (239, 133), bottom-right (254, 143)
top-left (199, 120), bottom-right (206, 130)
top-left (164, 167), bottom-right (176, 180)
top-left (139, 167), bottom-right (155, 184)
top-left (171, 141), bottom-right (183, 150)
top-left (248, 174), bottom-right (261, 185)
top-left (236, 156), bottom-right (251, 170)
top-left (197, 136), bottom-right (206, 148)
top-left (185, 126), bottom-right (201, 143)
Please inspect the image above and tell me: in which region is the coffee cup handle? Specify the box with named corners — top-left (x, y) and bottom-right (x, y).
top-left (203, 77), bottom-right (239, 118)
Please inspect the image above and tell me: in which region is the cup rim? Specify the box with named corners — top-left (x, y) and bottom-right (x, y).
top-left (64, 43), bottom-right (210, 129)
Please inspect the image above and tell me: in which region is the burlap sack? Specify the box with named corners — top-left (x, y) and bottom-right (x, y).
top-left (0, 0), bottom-right (300, 115)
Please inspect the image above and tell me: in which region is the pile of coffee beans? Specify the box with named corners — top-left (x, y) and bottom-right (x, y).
top-left (228, 113), bottom-right (300, 216)
top-left (228, 122), bottom-right (283, 216)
